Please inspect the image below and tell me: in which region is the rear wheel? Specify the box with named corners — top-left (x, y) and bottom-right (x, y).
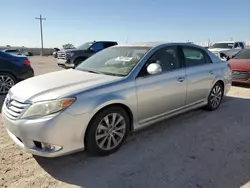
top-left (0, 73), bottom-right (16, 95)
top-left (85, 106), bottom-right (130, 156)
top-left (205, 82), bottom-right (223, 111)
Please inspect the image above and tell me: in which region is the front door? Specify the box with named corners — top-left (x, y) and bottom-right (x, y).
top-left (180, 46), bottom-right (215, 106)
top-left (135, 46), bottom-right (187, 124)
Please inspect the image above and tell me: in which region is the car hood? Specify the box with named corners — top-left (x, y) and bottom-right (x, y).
top-left (9, 69), bottom-right (122, 102)
top-left (229, 59), bottom-right (250, 71)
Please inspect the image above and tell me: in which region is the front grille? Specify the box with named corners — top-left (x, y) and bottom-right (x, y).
top-left (232, 71), bottom-right (250, 81)
top-left (4, 98), bottom-right (30, 119)
top-left (57, 52), bottom-right (66, 59)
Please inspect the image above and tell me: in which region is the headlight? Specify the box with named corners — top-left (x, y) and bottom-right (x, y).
top-left (21, 98), bottom-right (76, 118)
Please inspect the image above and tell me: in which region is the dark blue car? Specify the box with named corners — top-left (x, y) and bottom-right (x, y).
top-left (0, 50), bottom-right (34, 94)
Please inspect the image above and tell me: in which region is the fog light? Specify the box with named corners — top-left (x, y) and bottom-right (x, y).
top-left (41, 142), bottom-right (62, 152)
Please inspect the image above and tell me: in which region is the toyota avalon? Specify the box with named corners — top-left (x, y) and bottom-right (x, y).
top-left (2, 42), bottom-right (232, 157)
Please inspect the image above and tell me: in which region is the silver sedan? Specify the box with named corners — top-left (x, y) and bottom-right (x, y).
top-left (2, 42), bottom-right (232, 157)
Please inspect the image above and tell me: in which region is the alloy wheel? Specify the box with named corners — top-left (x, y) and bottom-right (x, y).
top-left (0, 75), bottom-right (15, 94)
top-left (210, 85), bottom-right (222, 108)
top-left (95, 113), bottom-right (126, 151)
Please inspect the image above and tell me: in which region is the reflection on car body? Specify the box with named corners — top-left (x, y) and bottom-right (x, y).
top-left (2, 42), bottom-right (232, 157)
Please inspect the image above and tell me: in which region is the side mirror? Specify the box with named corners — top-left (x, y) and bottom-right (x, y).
top-left (89, 47), bottom-right (94, 52)
top-left (147, 63), bottom-right (162, 75)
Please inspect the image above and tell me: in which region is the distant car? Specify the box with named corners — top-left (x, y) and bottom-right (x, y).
top-left (2, 42), bottom-right (231, 157)
top-left (228, 49), bottom-right (250, 84)
top-left (52, 48), bottom-right (60, 58)
top-left (0, 50), bottom-right (34, 94)
top-left (209, 41), bottom-right (246, 58)
top-left (4, 49), bottom-right (27, 56)
top-left (57, 41), bottom-right (118, 68)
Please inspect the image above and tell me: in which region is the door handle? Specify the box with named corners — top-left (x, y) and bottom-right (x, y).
top-left (177, 77), bottom-right (184, 82)
top-left (209, 70), bottom-right (214, 74)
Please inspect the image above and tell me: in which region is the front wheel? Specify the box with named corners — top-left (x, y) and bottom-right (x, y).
top-left (205, 82), bottom-right (223, 111)
top-left (85, 107), bottom-right (130, 156)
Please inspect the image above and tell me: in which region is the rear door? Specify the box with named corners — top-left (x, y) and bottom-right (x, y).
top-left (180, 46), bottom-right (215, 106)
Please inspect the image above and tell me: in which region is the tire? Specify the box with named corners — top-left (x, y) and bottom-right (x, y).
top-left (0, 73), bottom-right (17, 95)
top-left (205, 82), bottom-right (223, 111)
top-left (85, 106), bottom-right (130, 156)
top-left (74, 58), bottom-right (86, 67)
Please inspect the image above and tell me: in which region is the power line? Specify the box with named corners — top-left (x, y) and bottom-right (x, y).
top-left (35, 14), bottom-right (46, 55)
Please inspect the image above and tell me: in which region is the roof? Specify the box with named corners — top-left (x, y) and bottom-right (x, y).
top-left (215, 41), bottom-right (244, 43)
top-left (117, 41), bottom-right (202, 48)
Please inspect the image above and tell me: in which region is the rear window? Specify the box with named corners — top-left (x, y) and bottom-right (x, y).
top-left (5, 49), bottom-right (19, 52)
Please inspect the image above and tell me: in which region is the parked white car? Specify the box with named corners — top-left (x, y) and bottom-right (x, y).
top-left (208, 41), bottom-right (246, 58)
top-left (2, 42), bottom-right (232, 157)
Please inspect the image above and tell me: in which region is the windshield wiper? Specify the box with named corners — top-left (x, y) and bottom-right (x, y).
top-left (81, 69), bottom-right (100, 74)
top-left (101, 72), bottom-right (124, 77)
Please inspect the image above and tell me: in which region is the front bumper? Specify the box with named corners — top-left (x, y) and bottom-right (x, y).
top-left (232, 71), bottom-right (250, 84)
top-left (57, 59), bottom-right (75, 68)
top-left (2, 107), bottom-right (93, 157)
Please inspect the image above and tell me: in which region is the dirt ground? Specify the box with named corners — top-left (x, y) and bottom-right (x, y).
top-left (1, 56), bottom-right (250, 188)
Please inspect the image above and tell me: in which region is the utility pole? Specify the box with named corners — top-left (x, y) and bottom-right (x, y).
top-left (35, 14), bottom-right (46, 56)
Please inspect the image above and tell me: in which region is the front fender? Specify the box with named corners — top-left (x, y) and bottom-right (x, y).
top-left (65, 83), bottom-right (137, 116)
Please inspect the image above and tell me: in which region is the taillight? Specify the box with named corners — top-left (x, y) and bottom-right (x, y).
top-left (227, 62), bottom-right (231, 69)
top-left (24, 60), bottom-right (30, 66)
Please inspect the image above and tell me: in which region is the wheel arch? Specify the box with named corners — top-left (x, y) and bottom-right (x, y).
top-left (0, 70), bottom-right (18, 82)
top-left (84, 103), bottom-right (134, 146)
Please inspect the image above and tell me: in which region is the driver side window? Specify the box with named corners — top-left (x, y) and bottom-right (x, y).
top-left (138, 46), bottom-right (181, 77)
top-left (234, 43), bottom-right (239, 48)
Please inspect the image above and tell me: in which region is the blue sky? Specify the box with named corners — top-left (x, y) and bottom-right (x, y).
top-left (1, 0), bottom-right (250, 48)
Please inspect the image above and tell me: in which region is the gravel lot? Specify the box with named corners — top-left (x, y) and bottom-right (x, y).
top-left (1, 56), bottom-right (250, 188)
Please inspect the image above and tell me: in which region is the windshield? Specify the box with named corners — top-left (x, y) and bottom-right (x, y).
top-left (233, 49), bottom-right (250, 59)
top-left (76, 46), bottom-right (151, 76)
top-left (210, 43), bottom-right (234, 49)
top-left (77, 42), bottom-right (93, 50)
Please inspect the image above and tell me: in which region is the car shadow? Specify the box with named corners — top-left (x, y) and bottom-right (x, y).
top-left (31, 96), bottom-right (250, 188)
top-left (232, 83), bottom-right (250, 88)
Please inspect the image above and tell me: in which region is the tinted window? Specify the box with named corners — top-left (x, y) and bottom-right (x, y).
top-left (239, 43), bottom-right (244, 48)
top-left (148, 46), bottom-right (181, 72)
top-left (5, 49), bottom-right (19, 53)
top-left (91, 42), bottom-right (104, 52)
top-left (182, 47), bottom-right (206, 67)
top-left (103, 42), bottom-right (117, 48)
top-left (234, 49), bottom-right (250, 59)
top-left (234, 43), bottom-right (239, 48)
